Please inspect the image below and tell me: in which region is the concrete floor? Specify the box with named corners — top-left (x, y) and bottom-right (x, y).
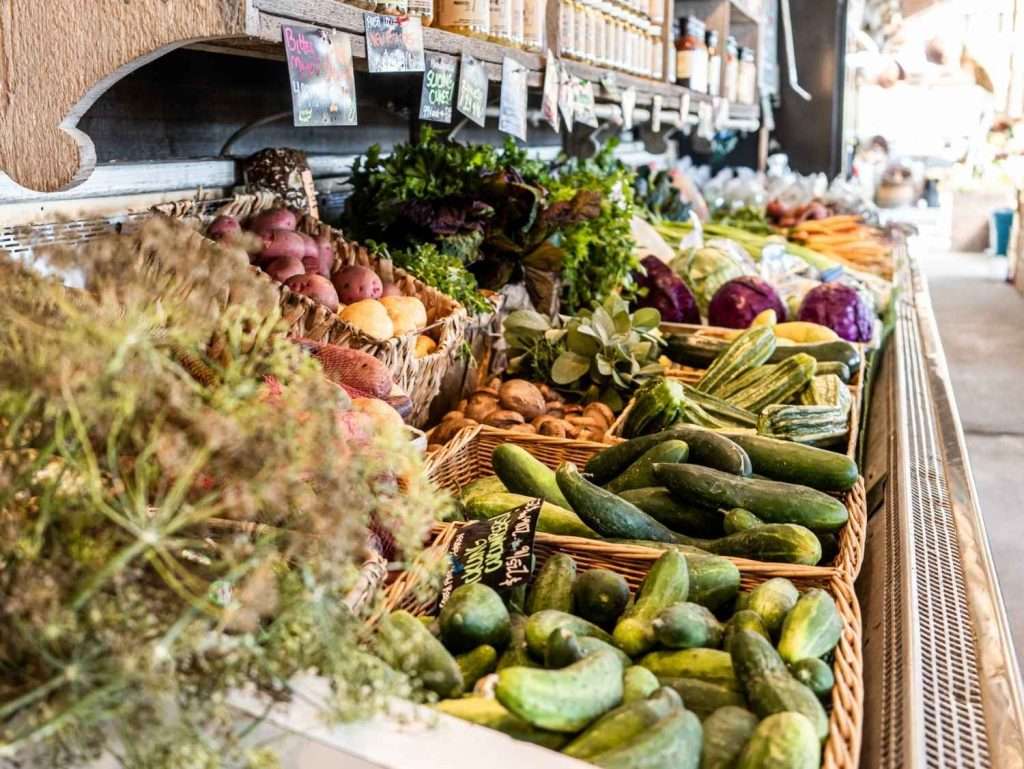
top-left (923, 251), bottom-right (1024, 661)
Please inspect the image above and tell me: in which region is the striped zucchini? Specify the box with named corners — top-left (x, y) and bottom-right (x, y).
top-left (623, 378), bottom-right (687, 437)
top-left (800, 374), bottom-right (852, 416)
top-left (681, 384), bottom-right (757, 428)
top-left (714, 365), bottom-right (778, 401)
top-left (697, 327), bottom-right (776, 396)
top-left (726, 354), bottom-right (817, 414)
top-left (756, 404), bottom-right (848, 446)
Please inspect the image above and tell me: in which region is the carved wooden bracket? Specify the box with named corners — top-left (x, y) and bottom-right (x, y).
top-left (0, 0), bottom-right (248, 193)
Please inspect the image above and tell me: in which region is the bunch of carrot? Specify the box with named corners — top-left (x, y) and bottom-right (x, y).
top-left (787, 215), bottom-right (894, 278)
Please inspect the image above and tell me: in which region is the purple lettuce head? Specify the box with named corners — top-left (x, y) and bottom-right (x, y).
top-left (634, 256), bottom-right (700, 324)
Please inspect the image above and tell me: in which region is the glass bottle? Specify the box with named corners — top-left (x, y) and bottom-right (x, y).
top-left (738, 45), bottom-right (757, 103)
top-left (437, 0), bottom-right (490, 36)
top-left (560, 0), bottom-right (575, 56)
top-left (724, 35), bottom-right (739, 102)
top-left (489, 0), bottom-right (512, 42)
top-left (407, 0), bottom-right (433, 23)
top-left (523, 0), bottom-right (546, 50)
top-left (706, 28), bottom-right (721, 96)
top-left (509, 0), bottom-right (525, 44)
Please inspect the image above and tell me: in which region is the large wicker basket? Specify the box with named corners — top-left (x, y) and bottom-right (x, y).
top-left (383, 526), bottom-right (863, 769)
top-left (426, 426), bottom-right (866, 577)
top-left (153, 193), bottom-right (468, 427)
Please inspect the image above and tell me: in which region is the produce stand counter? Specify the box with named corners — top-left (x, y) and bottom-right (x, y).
top-left (858, 241), bottom-right (1024, 769)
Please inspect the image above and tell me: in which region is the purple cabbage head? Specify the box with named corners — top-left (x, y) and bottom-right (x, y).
top-left (798, 282), bottom-right (874, 342)
top-left (708, 276), bottom-right (787, 329)
top-left (634, 256), bottom-right (700, 324)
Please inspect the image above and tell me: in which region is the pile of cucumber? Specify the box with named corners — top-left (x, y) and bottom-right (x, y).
top-left (453, 426), bottom-right (858, 566)
top-left (627, 327), bottom-right (856, 447)
top-left (378, 549), bottom-right (842, 768)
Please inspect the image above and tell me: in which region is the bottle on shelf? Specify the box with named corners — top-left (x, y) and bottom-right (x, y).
top-left (674, 16), bottom-right (707, 92)
top-left (706, 28), bottom-right (721, 96)
top-left (723, 34), bottom-right (739, 102)
top-left (437, 0), bottom-right (491, 37)
top-left (489, 0), bottom-right (512, 42)
top-left (560, 0), bottom-right (576, 56)
top-left (523, 0), bottom-right (546, 50)
top-left (509, 0), bottom-right (525, 44)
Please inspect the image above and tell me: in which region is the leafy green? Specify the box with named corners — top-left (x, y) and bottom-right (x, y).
top-left (389, 241), bottom-right (491, 314)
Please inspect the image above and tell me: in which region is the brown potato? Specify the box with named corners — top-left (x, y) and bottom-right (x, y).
top-left (499, 379), bottom-right (546, 421)
top-left (465, 391), bottom-right (500, 422)
top-left (484, 410), bottom-right (525, 429)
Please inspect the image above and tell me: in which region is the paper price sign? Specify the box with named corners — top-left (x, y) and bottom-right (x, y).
top-left (575, 80), bottom-right (598, 128)
top-left (364, 13), bottom-right (425, 73)
top-left (542, 52), bottom-right (560, 132)
top-left (419, 53), bottom-right (457, 123)
top-left (499, 57), bottom-right (528, 140)
top-left (621, 87), bottom-right (636, 131)
top-left (651, 94), bottom-right (663, 132)
top-left (457, 53), bottom-right (488, 127)
top-left (283, 26), bottom-right (358, 127)
top-left (558, 65), bottom-right (575, 129)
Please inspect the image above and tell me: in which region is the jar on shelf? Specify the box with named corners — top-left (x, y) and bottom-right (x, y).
top-left (583, 0), bottom-right (597, 62)
top-left (572, 0), bottom-right (586, 57)
top-left (674, 16), bottom-right (707, 91)
top-left (406, 0), bottom-right (433, 24)
top-left (489, 0), bottom-right (512, 42)
top-left (375, 0), bottom-right (409, 14)
top-left (593, 2), bottom-right (607, 64)
top-left (706, 28), bottom-right (721, 96)
top-left (509, 0), bottom-right (525, 44)
top-left (437, 0), bottom-right (490, 36)
top-left (648, 0), bottom-right (664, 25)
top-left (560, 0), bottom-right (575, 56)
top-left (523, 0), bottom-right (546, 50)
top-left (724, 35), bottom-right (739, 102)
top-left (738, 45), bottom-right (757, 103)
top-left (651, 22), bottom-right (663, 79)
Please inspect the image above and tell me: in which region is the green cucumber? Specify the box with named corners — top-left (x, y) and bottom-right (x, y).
top-left (590, 708), bottom-right (702, 769)
top-left (746, 578), bottom-right (799, 636)
top-left (606, 440), bottom-right (690, 493)
top-left (664, 424), bottom-right (752, 475)
top-left (606, 545), bottom-right (741, 611)
top-left (652, 602), bottom-right (724, 649)
top-left (465, 492), bottom-right (598, 538)
top-left (526, 553), bottom-right (576, 615)
top-left (435, 697), bottom-right (568, 750)
top-left (460, 475), bottom-right (507, 501)
top-left (525, 610), bottom-right (613, 657)
top-left (674, 524), bottom-right (823, 566)
top-left (574, 568), bottom-right (632, 629)
top-left (579, 637), bottom-right (632, 669)
top-left (654, 463), bottom-right (849, 532)
top-left (656, 677), bottom-right (747, 720)
top-left (702, 706), bottom-right (759, 769)
top-left (456, 645), bottom-right (498, 689)
top-left (736, 712), bottom-right (821, 769)
top-left (378, 610), bottom-right (463, 698)
top-left (777, 588), bottom-right (842, 663)
top-left (790, 657), bottom-right (835, 697)
top-left (557, 462), bottom-right (678, 542)
top-left (639, 648), bottom-right (738, 690)
top-left (721, 432), bottom-right (858, 491)
top-left (492, 444), bottom-right (572, 509)
top-left (439, 583), bottom-right (511, 653)
top-left (585, 432), bottom-right (685, 483)
top-left (497, 613), bottom-right (538, 670)
top-left (545, 628), bottom-right (585, 668)
top-left (617, 487), bottom-right (724, 538)
top-left (622, 665), bottom-right (660, 703)
top-left (562, 686), bottom-right (682, 760)
top-left (496, 650), bottom-right (625, 732)
top-left (697, 327), bottom-right (777, 396)
top-left (612, 550), bottom-right (690, 656)
top-left (724, 508), bottom-right (763, 534)
top-left (729, 630), bottom-right (828, 741)
top-left (724, 610), bottom-right (771, 653)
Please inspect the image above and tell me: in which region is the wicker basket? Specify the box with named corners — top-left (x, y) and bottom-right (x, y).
top-left (426, 425), bottom-right (865, 577)
top-left (153, 194), bottom-right (468, 427)
top-left (383, 526), bottom-right (863, 769)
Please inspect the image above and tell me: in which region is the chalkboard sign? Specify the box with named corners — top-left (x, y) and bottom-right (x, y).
top-left (498, 57), bottom-right (528, 141)
top-left (457, 53), bottom-right (488, 127)
top-left (420, 53), bottom-right (457, 123)
top-left (541, 52), bottom-right (559, 132)
top-left (438, 499), bottom-right (541, 608)
top-left (282, 26), bottom-right (358, 127)
top-left (575, 79), bottom-right (598, 128)
top-left (364, 13), bottom-right (425, 73)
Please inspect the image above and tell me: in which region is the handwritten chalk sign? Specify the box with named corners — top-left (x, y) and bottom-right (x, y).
top-left (499, 57), bottom-right (528, 141)
top-left (364, 13), bottom-right (425, 73)
top-left (542, 52), bottom-right (559, 132)
top-left (439, 499), bottom-right (541, 608)
top-left (420, 53), bottom-right (457, 123)
top-left (457, 53), bottom-right (488, 127)
top-left (283, 26), bottom-right (358, 127)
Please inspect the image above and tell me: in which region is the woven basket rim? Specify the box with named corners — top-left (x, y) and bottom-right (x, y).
top-left (383, 523), bottom-right (863, 769)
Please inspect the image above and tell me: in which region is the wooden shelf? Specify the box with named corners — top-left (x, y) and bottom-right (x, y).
top-left (728, 0), bottom-right (762, 23)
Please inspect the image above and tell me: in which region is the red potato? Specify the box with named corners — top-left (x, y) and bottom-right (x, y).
top-left (248, 207), bottom-right (298, 235)
top-left (259, 229), bottom-right (307, 262)
top-left (264, 255), bottom-right (305, 283)
top-left (285, 273), bottom-right (340, 311)
top-left (301, 234), bottom-right (333, 277)
top-left (333, 265), bottom-right (383, 304)
top-left (380, 282), bottom-right (403, 298)
top-left (208, 215), bottom-right (241, 241)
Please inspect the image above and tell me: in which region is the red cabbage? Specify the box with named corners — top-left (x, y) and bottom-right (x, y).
top-left (798, 282), bottom-right (874, 342)
top-left (634, 256), bottom-right (700, 324)
top-left (708, 276), bottom-right (787, 329)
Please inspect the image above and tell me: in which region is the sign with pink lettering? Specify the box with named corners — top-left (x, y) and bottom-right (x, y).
top-left (282, 26), bottom-right (358, 127)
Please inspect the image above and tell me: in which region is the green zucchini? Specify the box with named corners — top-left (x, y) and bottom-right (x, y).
top-left (721, 432), bottom-right (859, 491)
top-left (622, 378), bottom-right (687, 437)
top-left (746, 578), bottom-right (799, 635)
top-left (697, 327), bottom-right (777, 396)
top-left (613, 549), bottom-right (690, 656)
top-left (492, 444), bottom-right (572, 509)
top-left (654, 463), bottom-right (849, 532)
top-left (726, 353), bottom-right (817, 414)
top-left (618, 487), bottom-right (724, 538)
top-left (377, 610), bottom-right (464, 699)
top-left (790, 657), bottom-right (835, 697)
top-left (675, 523), bottom-right (822, 566)
top-left (702, 706), bottom-right (759, 769)
top-left (813, 360), bottom-right (852, 382)
top-left (590, 709), bottom-right (702, 769)
top-left (439, 583), bottom-right (511, 653)
top-left (656, 677), bottom-right (747, 720)
top-left (622, 665), bottom-right (660, 704)
top-left (562, 686), bottom-right (682, 759)
top-left (524, 610), bottom-right (613, 657)
top-left (667, 334), bottom-right (860, 373)
top-left (526, 553), bottom-right (576, 615)
top-left (495, 650), bottom-right (624, 733)
top-left (464, 492), bottom-right (598, 538)
top-left (639, 648), bottom-right (738, 690)
top-left (435, 697), bottom-right (568, 750)
top-left (652, 602), bottom-right (724, 649)
top-left (724, 507), bottom-right (763, 534)
top-left (714, 364), bottom-right (778, 401)
top-left (607, 440), bottom-right (690, 493)
top-left (777, 588), bottom-right (842, 663)
top-left (756, 404), bottom-right (849, 447)
top-left (680, 383), bottom-right (758, 428)
top-left (736, 712), bottom-right (821, 769)
top-left (556, 462), bottom-right (678, 542)
top-left (574, 568), bottom-right (632, 629)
